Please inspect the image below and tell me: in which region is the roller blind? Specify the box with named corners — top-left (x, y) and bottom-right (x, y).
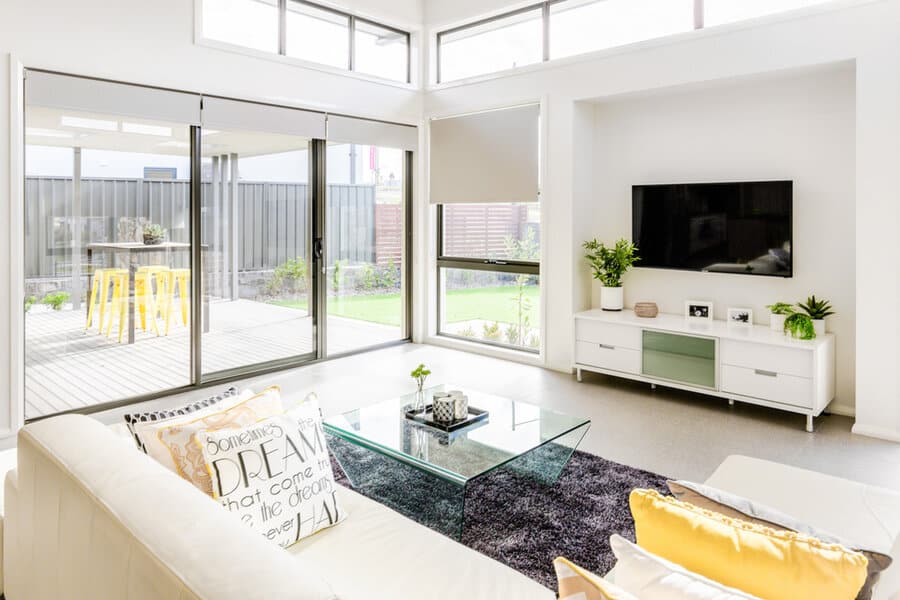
top-left (326, 115), bottom-right (418, 151)
top-left (202, 96), bottom-right (326, 138)
top-left (25, 70), bottom-right (201, 124)
top-left (429, 103), bottom-right (540, 204)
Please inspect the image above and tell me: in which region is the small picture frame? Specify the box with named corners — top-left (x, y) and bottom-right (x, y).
top-left (685, 300), bottom-right (713, 321)
top-left (727, 307), bottom-right (753, 326)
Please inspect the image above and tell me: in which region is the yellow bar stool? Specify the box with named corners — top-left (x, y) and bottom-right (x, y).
top-left (136, 266), bottom-right (169, 336)
top-left (104, 271), bottom-right (131, 343)
top-left (163, 268), bottom-right (191, 336)
top-left (86, 268), bottom-right (128, 332)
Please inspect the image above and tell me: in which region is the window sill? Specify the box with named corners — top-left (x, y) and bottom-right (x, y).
top-left (195, 37), bottom-right (419, 92)
top-left (426, 334), bottom-right (545, 367)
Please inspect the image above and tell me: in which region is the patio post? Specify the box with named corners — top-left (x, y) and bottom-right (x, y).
top-left (71, 147), bottom-right (82, 310)
top-left (229, 152), bottom-right (239, 300)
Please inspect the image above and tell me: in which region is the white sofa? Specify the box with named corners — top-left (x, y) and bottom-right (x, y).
top-left (2, 415), bottom-right (900, 599)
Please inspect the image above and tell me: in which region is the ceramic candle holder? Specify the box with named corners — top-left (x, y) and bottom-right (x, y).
top-left (432, 396), bottom-right (456, 423)
top-left (452, 394), bottom-right (469, 420)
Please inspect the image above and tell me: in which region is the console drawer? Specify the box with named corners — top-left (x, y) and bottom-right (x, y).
top-left (721, 365), bottom-right (813, 409)
top-left (720, 340), bottom-right (813, 378)
top-left (576, 341), bottom-right (641, 374)
top-left (575, 319), bottom-right (641, 351)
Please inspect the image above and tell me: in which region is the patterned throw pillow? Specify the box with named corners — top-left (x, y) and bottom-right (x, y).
top-left (154, 386), bottom-right (284, 496)
top-left (123, 386), bottom-right (239, 453)
top-left (553, 556), bottom-right (637, 600)
top-left (198, 395), bottom-right (344, 548)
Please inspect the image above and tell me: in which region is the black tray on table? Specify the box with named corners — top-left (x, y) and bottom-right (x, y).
top-left (404, 404), bottom-right (489, 432)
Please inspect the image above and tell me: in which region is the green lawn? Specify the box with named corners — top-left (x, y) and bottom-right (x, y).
top-left (272, 285), bottom-right (539, 327)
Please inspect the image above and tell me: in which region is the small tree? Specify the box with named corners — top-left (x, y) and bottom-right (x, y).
top-left (582, 238), bottom-right (639, 287)
top-left (504, 228), bottom-right (539, 345)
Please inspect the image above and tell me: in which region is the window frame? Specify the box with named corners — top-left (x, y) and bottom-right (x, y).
top-left (434, 0), bottom-right (839, 84)
top-left (199, 0), bottom-right (412, 84)
top-left (435, 204), bottom-right (541, 353)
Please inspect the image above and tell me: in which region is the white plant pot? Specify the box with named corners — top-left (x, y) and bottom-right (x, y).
top-left (601, 286), bottom-right (624, 311)
top-left (770, 313), bottom-right (787, 333)
top-left (813, 319), bottom-right (826, 336)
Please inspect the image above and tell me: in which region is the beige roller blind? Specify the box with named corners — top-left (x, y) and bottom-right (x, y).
top-left (326, 114), bottom-right (417, 151)
top-left (429, 103), bottom-right (539, 204)
top-left (202, 96), bottom-right (326, 138)
top-left (26, 70), bottom-right (202, 124)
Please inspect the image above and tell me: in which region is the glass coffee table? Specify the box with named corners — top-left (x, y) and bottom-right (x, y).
top-left (323, 384), bottom-right (591, 539)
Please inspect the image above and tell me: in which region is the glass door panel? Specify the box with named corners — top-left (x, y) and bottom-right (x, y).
top-left (642, 330), bottom-right (716, 389)
top-left (200, 130), bottom-right (314, 376)
top-left (325, 143), bottom-right (407, 355)
top-left (24, 106), bottom-right (192, 418)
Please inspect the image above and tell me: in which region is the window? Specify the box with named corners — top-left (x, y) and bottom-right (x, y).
top-left (550, 0), bottom-right (694, 60)
top-left (437, 0), bottom-right (841, 83)
top-left (703, 0), bottom-right (835, 27)
top-left (355, 19), bottom-right (410, 83)
top-left (286, 1), bottom-right (350, 69)
top-left (437, 204), bottom-right (541, 352)
top-left (202, 0), bottom-right (279, 53)
top-left (200, 0), bottom-right (411, 83)
top-left (438, 7), bottom-right (543, 83)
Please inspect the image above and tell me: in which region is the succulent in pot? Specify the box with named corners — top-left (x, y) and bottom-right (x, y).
top-left (142, 224), bottom-right (166, 245)
top-left (582, 238), bottom-right (639, 311)
top-left (797, 295), bottom-right (834, 336)
top-left (766, 302), bottom-right (794, 333)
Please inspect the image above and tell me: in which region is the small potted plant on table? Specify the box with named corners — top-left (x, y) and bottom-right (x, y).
top-left (797, 295), bottom-right (834, 336)
top-left (582, 238), bottom-right (639, 311)
top-left (766, 302), bottom-right (794, 332)
top-left (410, 363), bottom-right (431, 413)
top-left (784, 312), bottom-right (816, 340)
top-left (142, 224), bottom-right (166, 245)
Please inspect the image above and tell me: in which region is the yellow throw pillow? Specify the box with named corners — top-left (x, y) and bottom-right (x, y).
top-left (553, 557), bottom-right (637, 600)
top-left (629, 489), bottom-right (869, 600)
top-left (156, 386), bottom-right (284, 496)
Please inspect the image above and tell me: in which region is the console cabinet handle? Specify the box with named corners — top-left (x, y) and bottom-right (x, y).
top-left (754, 369), bottom-right (778, 378)
top-left (598, 343), bottom-right (615, 350)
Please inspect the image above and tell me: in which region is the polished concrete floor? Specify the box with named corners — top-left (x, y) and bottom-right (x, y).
top-left (89, 343), bottom-right (900, 491)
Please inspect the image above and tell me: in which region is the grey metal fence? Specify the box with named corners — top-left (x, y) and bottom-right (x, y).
top-left (24, 176), bottom-right (377, 279)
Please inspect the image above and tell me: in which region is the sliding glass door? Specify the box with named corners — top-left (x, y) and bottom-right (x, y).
top-left (199, 131), bottom-right (315, 377)
top-left (325, 142), bottom-right (409, 355)
top-left (22, 70), bottom-right (414, 421)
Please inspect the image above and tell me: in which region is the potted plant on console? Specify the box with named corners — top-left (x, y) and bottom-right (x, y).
top-left (766, 302), bottom-right (794, 332)
top-left (583, 238), bottom-right (639, 311)
top-left (798, 295), bottom-right (835, 336)
top-left (784, 312), bottom-right (816, 340)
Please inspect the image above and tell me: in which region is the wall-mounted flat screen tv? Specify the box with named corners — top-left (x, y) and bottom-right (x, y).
top-left (632, 181), bottom-right (792, 278)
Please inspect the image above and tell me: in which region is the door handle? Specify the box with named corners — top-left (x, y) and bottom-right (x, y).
top-left (754, 369), bottom-right (777, 378)
top-left (313, 238), bottom-right (323, 260)
top-left (598, 343), bottom-right (615, 350)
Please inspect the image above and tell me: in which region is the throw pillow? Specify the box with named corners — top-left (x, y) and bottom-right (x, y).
top-left (609, 534), bottom-right (761, 599)
top-left (133, 388), bottom-right (256, 475)
top-left (553, 556), bottom-right (637, 600)
top-left (667, 479), bottom-right (892, 600)
top-left (199, 395), bottom-right (345, 548)
top-left (630, 489), bottom-right (869, 600)
top-left (123, 386), bottom-right (239, 452)
top-left (154, 386), bottom-right (284, 495)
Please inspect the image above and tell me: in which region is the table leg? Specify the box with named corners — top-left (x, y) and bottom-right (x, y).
top-left (85, 248), bottom-right (93, 319)
top-left (503, 422), bottom-right (591, 486)
top-left (128, 261), bottom-right (137, 344)
top-left (327, 435), bottom-right (468, 540)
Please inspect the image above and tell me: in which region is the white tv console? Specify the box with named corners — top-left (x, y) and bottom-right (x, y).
top-left (573, 309), bottom-right (835, 432)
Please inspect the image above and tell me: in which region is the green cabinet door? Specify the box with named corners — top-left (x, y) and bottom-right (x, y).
top-left (642, 330), bottom-right (716, 389)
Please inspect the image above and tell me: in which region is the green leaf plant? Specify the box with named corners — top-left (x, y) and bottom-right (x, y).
top-left (784, 312), bottom-right (816, 340)
top-left (582, 238), bottom-right (639, 288)
top-left (766, 302), bottom-right (795, 316)
top-left (797, 295), bottom-right (835, 320)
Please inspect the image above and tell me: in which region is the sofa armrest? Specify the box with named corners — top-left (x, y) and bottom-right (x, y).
top-left (5, 414), bottom-right (337, 600)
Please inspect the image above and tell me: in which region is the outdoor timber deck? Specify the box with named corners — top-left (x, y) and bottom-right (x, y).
top-left (24, 299), bottom-right (400, 419)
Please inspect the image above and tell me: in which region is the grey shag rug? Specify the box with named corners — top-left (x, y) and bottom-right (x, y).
top-left (327, 437), bottom-right (669, 588)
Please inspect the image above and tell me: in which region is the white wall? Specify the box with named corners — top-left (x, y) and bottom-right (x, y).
top-left (423, 0), bottom-right (522, 27)
top-left (0, 0), bottom-right (423, 437)
top-left (425, 0), bottom-right (900, 440)
top-left (590, 66), bottom-right (856, 410)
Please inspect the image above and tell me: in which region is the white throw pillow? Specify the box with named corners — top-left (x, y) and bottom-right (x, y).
top-left (199, 395), bottom-right (345, 548)
top-left (610, 535), bottom-right (761, 600)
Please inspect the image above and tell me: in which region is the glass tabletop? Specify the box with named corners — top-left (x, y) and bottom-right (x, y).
top-left (323, 384), bottom-right (591, 485)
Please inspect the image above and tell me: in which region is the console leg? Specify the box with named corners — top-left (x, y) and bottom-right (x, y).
top-left (728, 399), bottom-right (735, 407)
top-left (806, 415), bottom-right (814, 433)
top-left (576, 368), bottom-right (582, 383)
top-left (650, 383), bottom-right (657, 390)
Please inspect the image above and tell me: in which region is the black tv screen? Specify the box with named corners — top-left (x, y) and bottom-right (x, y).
top-left (632, 181), bottom-right (792, 278)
